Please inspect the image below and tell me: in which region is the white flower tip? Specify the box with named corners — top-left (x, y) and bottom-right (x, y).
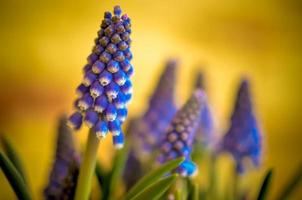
top-left (114, 143), bottom-right (124, 149)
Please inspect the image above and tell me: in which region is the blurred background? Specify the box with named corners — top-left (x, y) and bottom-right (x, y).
top-left (0, 0), bottom-right (301, 199)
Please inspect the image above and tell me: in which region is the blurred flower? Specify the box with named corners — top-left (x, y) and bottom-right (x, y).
top-left (193, 71), bottom-right (215, 147)
top-left (68, 6), bottom-right (133, 148)
top-left (158, 90), bottom-right (206, 177)
top-left (221, 79), bottom-right (262, 173)
top-left (44, 116), bottom-right (81, 200)
top-left (130, 60), bottom-right (178, 154)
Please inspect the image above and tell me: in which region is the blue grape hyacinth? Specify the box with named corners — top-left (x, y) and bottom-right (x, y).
top-left (68, 6), bottom-right (133, 149)
top-left (221, 79), bottom-right (262, 173)
top-left (44, 116), bottom-right (81, 200)
top-left (158, 90), bottom-right (206, 177)
top-left (131, 60), bottom-right (178, 154)
top-left (194, 71), bottom-right (215, 147)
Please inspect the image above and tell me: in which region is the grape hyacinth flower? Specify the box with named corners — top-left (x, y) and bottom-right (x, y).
top-left (66, 6), bottom-right (133, 200)
top-left (158, 90), bottom-right (206, 177)
top-left (44, 116), bottom-right (81, 200)
top-left (68, 5), bottom-right (133, 149)
top-left (193, 71), bottom-right (215, 147)
top-left (221, 79), bottom-right (262, 173)
top-left (131, 60), bottom-right (178, 155)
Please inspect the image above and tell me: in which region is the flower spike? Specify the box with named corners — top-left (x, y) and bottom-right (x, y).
top-left (129, 60), bottom-right (178, 155)
top-left (221, 79), bottom-right (262, 173)
top-left (68, 6), bottom-right (133, 148)
top-left (158, 90), bottom-right (206, 177)
top-left (44, 116), bottom-right (81, 199)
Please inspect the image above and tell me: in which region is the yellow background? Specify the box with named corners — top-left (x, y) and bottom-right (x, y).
top-left (0, 0), bottom-right (301, 199)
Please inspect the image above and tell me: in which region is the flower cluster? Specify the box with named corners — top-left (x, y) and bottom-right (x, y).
top-left (193, 72), bottom-right (215, 147)
top-left (68, 6), bottom-right (133, 148)
top-left (158, 90), bottom-right (206, 177)
top-left (44, 116), bottom-right (81, 200)
top-left (221, 79), bottom-right (262, 173)
top-left (131, 60), bottom-right (178, 153)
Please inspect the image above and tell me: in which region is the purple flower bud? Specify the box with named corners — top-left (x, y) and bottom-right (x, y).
top-left (117, 108), bottom-right (127, 123)
top-left (76, 84), bottom-right (88, 96)
top-left (114, 5), bottom-right (122, 16)
top-left (114, 70), bottom-right (127, 85)
top-left (125, 65), bottom-right (134, 77)
top-left (121, 14), bottom-right (129, 21)
top-left (84, 110), bottom-right (99, 128)
top-left (105, 82), bottom-right (120, 99)
top-left (78, 94), bottom-right (94, 110)
top-left (107, 60), bottom-right (120, 73)
top-left (108, 120), bottom-right (121, 136)
top-left (68, 112), bottom-right (83, 130)
top-left (104, 11), bottom-right (112, 19)
top-left (90, 81), bottom-right (104, 98)
top-left (101, 18), bottom-right (111, 29)
top-left (124, 48), bottom-right (132, 60)
top-left (105, 104), bottom-right (117, 121)
top-left (106, 43), bottom-right (117, 54)
top-left (83, 71), bottom-right (97, 86)
top-left (95, 120), bottom-right (109, 139)
top-left (112, 16), bottom-right (121, 24)
top-left (121, 59), bottom-right (131, 71)
top-left (113, 93), bottom-right (126, 108)
top-left (97, 29), bottom-right (104, 37)
top-left (111, 33), bottom-right (122, 44)
top-left (118, 41), bottom-right (128, 51)
top-left (114, 51), bottom-right (125, 62)
top-left (92, 60), bottom-right (105, 74)
top-left (113, 132), bottom-right (124, 149)
top-left (124, 93), bottom-right (132, 104)
top-left (120, 80), bottom-right (132, 94)
top-left (93, 45), bottom-right (104, 55)
top-left (99, 70), bottom-right (113, 86)
top-left (87, 53), bottom-right (98, 64)
top-left (116, 24), bottom-right (126, 34)
top-left (99, 52), bottom-right (111, 63)
top-left (99, 36), bottom-right (110, 47)
top-left (104, 25), bottom-right (114, 37)
top-left (94, 96), bottom-right (108, 113)
top-left (121, 32), bottom-right (130, 41)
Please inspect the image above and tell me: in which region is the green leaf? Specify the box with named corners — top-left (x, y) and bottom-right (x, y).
top-left (124, 157), bottom-right (185, 200)
top-left (0, 152), bottom-right (31, 200)
top-left (257, 169), bottom-right (274, 200)
top-left (277, 163), bottom-right (302, 200)
top-left (108, 148), bottom-right (129, 200)
top-left (1, 135), bottom-right (27, 183)
top-left (130, 175), bottom-right (178, 200)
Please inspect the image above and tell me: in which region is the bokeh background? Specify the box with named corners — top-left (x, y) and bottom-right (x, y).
top-left (0, 0), bottom-right (301, 199)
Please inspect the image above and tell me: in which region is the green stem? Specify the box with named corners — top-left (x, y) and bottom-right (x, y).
top-left (75, 129), bottom-right (100, 200)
